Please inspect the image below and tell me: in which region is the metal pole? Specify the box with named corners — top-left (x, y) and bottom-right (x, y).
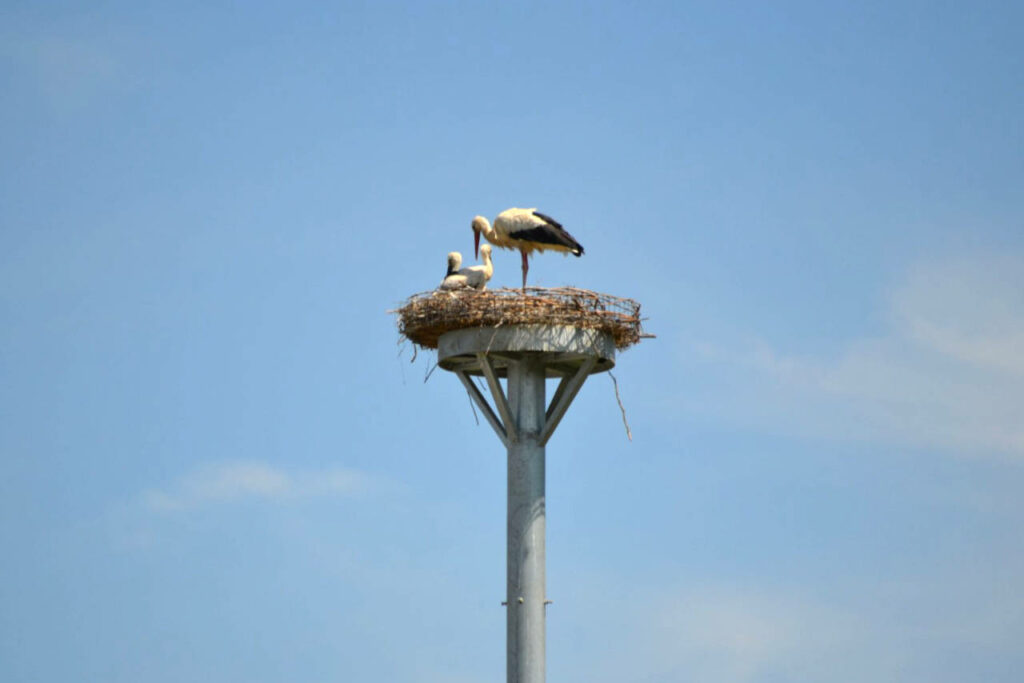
top-left (506, 356), bottom-right (546, 683)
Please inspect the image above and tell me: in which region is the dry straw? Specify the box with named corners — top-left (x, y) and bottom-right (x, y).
top-left (393, 286), bottom-right (650, 350)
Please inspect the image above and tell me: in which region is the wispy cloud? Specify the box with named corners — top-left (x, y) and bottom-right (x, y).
top-left (142, 461), bottom-right (374, 512)
top-left (569, 574), bottom-right (1024, 683)
top-left (614, 585), bottom-right (865, 683)
top-left (685, 252), bottom-right (1024, 458)
top-left (894, 254), bottom-right (1024, 377)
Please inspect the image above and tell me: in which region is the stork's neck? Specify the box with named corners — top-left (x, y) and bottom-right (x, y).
top-left (480, 219), bottom-right (496, 240)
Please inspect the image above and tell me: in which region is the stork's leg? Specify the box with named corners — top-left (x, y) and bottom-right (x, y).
top-left (520, 250), bottom-right (529, 291)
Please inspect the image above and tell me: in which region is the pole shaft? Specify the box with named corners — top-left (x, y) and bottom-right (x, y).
top-left (506, 357), bottom-right (546, 683)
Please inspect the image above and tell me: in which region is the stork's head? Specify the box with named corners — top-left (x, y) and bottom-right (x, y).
top-left (471, 215), bottom-right (488, 258)
top-left (478, 244), bottom-right (492, 261)
top-left (446, 251), bottom-right (462, 276)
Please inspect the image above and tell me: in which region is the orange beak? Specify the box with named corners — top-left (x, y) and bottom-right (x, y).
top-left (474, 231), bottom-right (480, 259)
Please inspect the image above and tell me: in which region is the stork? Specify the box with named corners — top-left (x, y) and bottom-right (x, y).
top-left (472, 208), bottom-right (584, 290)
top-left (439, 245), bottom-right (494, 291)
top-left (444, 251), bottom-right (461, 276)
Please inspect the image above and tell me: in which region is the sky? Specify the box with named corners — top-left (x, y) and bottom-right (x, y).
top-left (1, 1), bottom-right (1022, 681)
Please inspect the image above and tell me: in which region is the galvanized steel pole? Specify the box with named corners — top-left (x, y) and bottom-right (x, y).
top-left (437, 325), bottom-right (618, 683)
top-left (506, 356), bottom-right (546, 683)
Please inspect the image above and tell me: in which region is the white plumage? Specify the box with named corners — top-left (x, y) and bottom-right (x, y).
top-left (439, 245), bottom-right (493, 291)
top-left (444, 251), bottom-right (461, 276)
top-left (471, 208), bottom-right (584, 289)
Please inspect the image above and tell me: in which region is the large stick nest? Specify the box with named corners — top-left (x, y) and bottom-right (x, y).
top-left (393, 287), bottom-right (649, 350)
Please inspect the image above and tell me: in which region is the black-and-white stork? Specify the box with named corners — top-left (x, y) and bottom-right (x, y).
top-left (472, 208), bottom-right (584, 290)
top-left (439, 245), bottom-right (494, 291)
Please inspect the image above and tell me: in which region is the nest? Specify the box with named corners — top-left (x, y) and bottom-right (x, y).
top-left (393, 287), bottom-right (649, 350)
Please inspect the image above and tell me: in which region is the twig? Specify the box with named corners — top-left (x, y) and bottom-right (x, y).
top-left (608, 371), bottom-right (632, 441)
top-left (484, 317), bottom-right (506, 355)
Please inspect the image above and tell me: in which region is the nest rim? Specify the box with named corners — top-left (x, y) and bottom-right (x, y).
top-left (393, 286), bottom-right (648, 352)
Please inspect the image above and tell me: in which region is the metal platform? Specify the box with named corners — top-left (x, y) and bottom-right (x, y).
top-left (438, 324), bottom-right (616, 378)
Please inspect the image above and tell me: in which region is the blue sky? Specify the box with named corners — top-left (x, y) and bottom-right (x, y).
top-left (2, 2), bottom-right (1023, 681)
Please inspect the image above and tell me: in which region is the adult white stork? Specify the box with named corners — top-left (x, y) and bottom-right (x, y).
top-left (472, 208), bottom-right (584, 290)
top-left (439, 245), bottom-right (494, 291)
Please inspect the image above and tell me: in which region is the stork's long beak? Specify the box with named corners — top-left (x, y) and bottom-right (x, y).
top-left (474, 231), bottom-right (480, 259)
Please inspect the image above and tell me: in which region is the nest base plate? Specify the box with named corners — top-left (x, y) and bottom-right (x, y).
top-left (437, 324), bottom-right (615, 377)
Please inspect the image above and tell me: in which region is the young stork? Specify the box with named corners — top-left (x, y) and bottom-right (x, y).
top-left (439, 245), bottom-right (493, 291)
top-left (444, 251), bottom-right (461, 276)
top-left (472, 208), bottom-right (584, 290)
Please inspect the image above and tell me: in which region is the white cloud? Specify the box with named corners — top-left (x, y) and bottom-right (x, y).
top-left (564, 574), bottom-right (1024, 683)
top-left (685, 253), bottom-right (1024, 458)
top-left (142, 461), bottom-right (372, 512)
top-left (894, 254), bottom-right (1024, 377)
top-left (583, 583), bottom-right (853, 683)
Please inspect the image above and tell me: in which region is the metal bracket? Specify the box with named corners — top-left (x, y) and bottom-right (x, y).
top-left (477, 353), bottom-right (517, 443)
top-left (455, 369), bottom-right (508, 447)
top-left (458, 352), bottom-right (597, 447)
top-left (539, 356), bottom-right (596, 446)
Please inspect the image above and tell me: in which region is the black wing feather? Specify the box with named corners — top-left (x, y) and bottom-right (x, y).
top-left (532, 210), bottom-right (563, 229)
top-left (515, 222), bottom-right (585, 256)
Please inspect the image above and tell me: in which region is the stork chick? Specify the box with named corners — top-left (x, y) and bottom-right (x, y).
top-left (439, 245), bottom-right (493, 291)
top-left (444, 251), bottom-right (461, 276)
